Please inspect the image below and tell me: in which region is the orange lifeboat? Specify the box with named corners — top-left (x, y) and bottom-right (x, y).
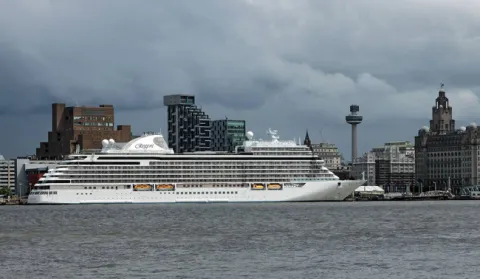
top-left (251, 183), bottom-right (265, 190)
top-left (156, 184), bottom-right (174, 190)
top-left (267, 183), bottom-right (282, 190)
top-left (133, 184), bottom-right (152, 191)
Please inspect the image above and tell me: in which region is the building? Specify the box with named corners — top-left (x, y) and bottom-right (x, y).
top-left (303, 131), bottom-right (343, 170)
top-left (211, 119), bottom-right (246, 152)
top-left (0, 155), bottom-right (15, 194)
top-left (351, 152), bottom-right (376, 186)
top-left (311, 143), bottom-right (343, 170)
top-left (352, 141), bottom-right (415, 191)
top-left (13, 158), bottom-right (60, 196)
top-left (36, 103), bottom-right (132, 160)
top-left (163, 94), bottom-right (211, 153)
top-left (415, 86), bottom-right (480, 193)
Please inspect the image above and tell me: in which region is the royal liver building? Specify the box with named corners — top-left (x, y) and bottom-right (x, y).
top-left (415, 86), bottom-right (480, 194)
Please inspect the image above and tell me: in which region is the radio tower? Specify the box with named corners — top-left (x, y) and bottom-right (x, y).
top-left (345, 105), bottom-right (363, 162)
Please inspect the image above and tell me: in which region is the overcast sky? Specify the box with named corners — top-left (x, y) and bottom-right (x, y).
top-left (2, 0), bottom-right (480, 160)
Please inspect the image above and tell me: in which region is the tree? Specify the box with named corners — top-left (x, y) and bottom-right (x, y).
top-left (0, 186), bottom-right (12, 197)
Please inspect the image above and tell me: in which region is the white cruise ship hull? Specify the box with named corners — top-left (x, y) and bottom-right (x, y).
top-left (27, 180), bottom-right (365, 204)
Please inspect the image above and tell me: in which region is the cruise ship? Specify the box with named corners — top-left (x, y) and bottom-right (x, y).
top-left (27, 129), bottom-right (366, 204)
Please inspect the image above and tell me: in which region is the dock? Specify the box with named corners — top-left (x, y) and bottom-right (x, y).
top-left (348, 190), bottom-right (455, 201)
top-left (0, 196), bottom-right (27, 205)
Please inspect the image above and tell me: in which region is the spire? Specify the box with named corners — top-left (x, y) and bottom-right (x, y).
top-left (303, 129), bottom-right (311, 147)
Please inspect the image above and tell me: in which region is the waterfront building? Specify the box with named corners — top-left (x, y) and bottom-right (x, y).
top-left (13, 158), bottom-right (60, 196)
top-left (352, 141), bottom-right (415, 191)
top-left (415, 86), bottom-right (480, 193)
top-left (36, 103), bottom-right (132, 160)
top-left (211, 119), bottom-right (246, 152)
top-left (311, 143), bottom-right (343, 170)
top-left (163, 94), bottom-right (211, 153)
top-left (303, 131), bottom-right (343, 170)
top-left (0, 155), bottom-right (15, 194)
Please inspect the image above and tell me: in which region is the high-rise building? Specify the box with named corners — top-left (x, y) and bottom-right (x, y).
top-left (163, 94), bottom-right (211, 153)
top-left (211, 119), bottom-right (246, 152)
top-left (0, 155), bottom-right (15, 194)
top-left (352, 141), bottom-right (415, 191)
top-left (415, 85), bottom-right (480, 193)
top-left (36, 103), bottom-right (132, 160)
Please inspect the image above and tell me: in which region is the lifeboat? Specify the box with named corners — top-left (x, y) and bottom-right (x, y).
top-left (267, 183), bottom-right (282, 190)
top-left (251, 183), bottom-right (265, 190)
top-left (133, 184), bottom-right (152, 191)
top-left (156, 184), bottom-right (174, 190)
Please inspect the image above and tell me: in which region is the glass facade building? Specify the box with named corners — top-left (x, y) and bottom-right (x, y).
top-left (211, 119), bottom-right (246, 152)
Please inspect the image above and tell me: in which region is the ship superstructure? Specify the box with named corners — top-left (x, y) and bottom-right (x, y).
top-left (28, 129), bottom-right (366, 204)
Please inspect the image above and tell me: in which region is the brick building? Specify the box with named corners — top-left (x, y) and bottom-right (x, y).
top-left (36, 103), bottom-right (132, 159)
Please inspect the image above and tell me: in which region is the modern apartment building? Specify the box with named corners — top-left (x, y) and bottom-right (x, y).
top-left (211, 119), bottom-right (246, 152)
top-left (163, 94), bottom-right (211, 153)
top-left (36, 103), bottom-right (132, 159)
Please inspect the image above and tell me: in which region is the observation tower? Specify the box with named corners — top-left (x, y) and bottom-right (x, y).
top-left (345, 105), bottom-right (363, 162)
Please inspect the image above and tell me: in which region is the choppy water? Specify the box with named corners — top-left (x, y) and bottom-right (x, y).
top-left (1, 201), bottom-right (479, 279)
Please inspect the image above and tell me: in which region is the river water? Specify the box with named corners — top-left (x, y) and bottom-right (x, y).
top-left (1, 201), bottom-right (479, 279)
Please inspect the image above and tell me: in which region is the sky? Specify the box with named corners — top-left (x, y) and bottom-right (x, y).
top-left (2, 0), bottom-right (480, 160)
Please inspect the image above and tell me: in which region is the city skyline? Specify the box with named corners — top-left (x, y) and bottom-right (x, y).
top-left (2, 1), bottom-right (480, 158)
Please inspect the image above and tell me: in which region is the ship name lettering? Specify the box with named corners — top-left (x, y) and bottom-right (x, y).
top-left (135, 144), bottom-right (155, 149)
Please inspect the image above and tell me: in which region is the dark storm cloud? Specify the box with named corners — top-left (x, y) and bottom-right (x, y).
top-left (2, 0), bottom-right (480, 159)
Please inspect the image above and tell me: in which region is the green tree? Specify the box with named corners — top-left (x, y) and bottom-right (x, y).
top-left (0, 186), bottom-right (12, 197)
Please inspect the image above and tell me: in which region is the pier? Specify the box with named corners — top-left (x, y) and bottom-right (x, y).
top-left (0, 196), bottom-right (27, 205)
top-left (348, 190), bottom-right (455, 201)
top-left (385, 191), bottom-right (454, 201)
